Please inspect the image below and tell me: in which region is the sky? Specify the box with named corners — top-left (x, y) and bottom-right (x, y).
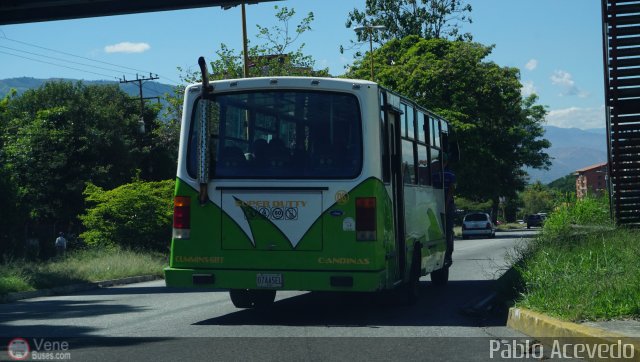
top-left (0, 0), bottom-right (605, 130)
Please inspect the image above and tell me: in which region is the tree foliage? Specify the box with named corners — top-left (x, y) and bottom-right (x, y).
top-left (80, 180), bottom-right (174, 251)
top-left (548, 174), bottom-right (578, 194)
top-left (165, 6), bottom-right (328, 134)
top-left (0, 81), bottom-right (174, 232)
top-left (186, 6), bottom-right (327, 82)
top-left (0, 90), bottom-right (26, 256)
top-left (521, 182), bottom-right (556, 217)
top-left (346, 36), bottom-right (551, 213)
top-left (345, 0), bottom-right (472, 46)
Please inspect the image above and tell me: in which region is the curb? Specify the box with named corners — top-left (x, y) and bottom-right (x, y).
top-left (1, 275), bottom-right (163, 303)
top-left (508, 307), bottom-right (640, 361)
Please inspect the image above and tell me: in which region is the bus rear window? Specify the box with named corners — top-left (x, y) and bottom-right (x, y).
top-left (188, 90), bottom-right (363, 179)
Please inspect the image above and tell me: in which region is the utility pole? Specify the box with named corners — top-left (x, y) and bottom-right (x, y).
top-left (222, 2), bottom-right (250, 77)
top-left (353, 25), bottom-right (386, 81)
top-left (119, 73), bottom-right (159, 133)
top-left (242, 2), bottom-right (250, 77)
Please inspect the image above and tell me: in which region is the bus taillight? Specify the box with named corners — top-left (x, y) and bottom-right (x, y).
top-left (173, 196), bottom-right (191, 239)
top-left (356, 197), bottom-right (376, 241)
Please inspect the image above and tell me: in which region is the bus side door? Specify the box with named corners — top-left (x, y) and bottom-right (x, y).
top-left (385, 108), bottom-right (406, 283)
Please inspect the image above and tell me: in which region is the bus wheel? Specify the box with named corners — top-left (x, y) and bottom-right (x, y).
top-left (430, 266), bottom-right (449, 286)
top-left (404, 249), bottom-right (422, 305)
top-left (252, 289), bottom-right (276, 308)
top-left (229, 289), bottom-right (276, 308)
top-left (229, 289), bottom-right (253, 308)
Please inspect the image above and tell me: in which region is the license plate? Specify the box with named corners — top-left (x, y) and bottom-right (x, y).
top-left (256, 273), bottom-right (283, 288)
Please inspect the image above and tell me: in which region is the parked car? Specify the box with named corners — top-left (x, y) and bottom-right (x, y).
top-left (526, 214), bottom-right (545, 229)
top-left (461, 212), bottom-right (495, 239)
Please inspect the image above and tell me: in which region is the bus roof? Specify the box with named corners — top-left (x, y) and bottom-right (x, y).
top-left (186, 77), bottom-right (377, 92)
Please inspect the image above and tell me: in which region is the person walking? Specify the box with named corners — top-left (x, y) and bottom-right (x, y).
top-left (55, 232), bottom-right (67, 257)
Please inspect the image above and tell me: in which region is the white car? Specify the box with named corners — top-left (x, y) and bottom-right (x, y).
top-left (461, 212), bottom-right (495, 239)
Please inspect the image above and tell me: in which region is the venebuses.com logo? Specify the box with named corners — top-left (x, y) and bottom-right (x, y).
top-left (7, 338), bottom-right (30, 360)
top-left (7, 337), bottom-right (71, 361)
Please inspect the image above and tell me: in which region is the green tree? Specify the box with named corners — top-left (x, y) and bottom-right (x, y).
top-left (521, 182), bottom-right (556, 217)
top-left (80, 180), bottom-right (174, 251)
top-left (166, 5), bottom-right (329, 135)
top-left (0, 81), bottom-right (168, 237)
top-left (345, 0), bottom-right (472, 45)
top-left (346, 36), bottom-right (551, 218)
top-left (548, 174), bottom-right (578, 194)
top-left (0, 90), bottom-right (27, 256)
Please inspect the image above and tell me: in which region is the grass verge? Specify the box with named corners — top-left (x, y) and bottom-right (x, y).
top-left (515, 227), bottom-right (639, 322)
top-left (496, 222), bottom-right (525, 231)
top-left (0, 248), bottom-right (166, 296)
top-left (510, 196), bottom-right (640, 322)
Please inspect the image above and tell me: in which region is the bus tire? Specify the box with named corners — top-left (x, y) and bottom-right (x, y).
top-left (430, 266), bottom-right (449, 286)
top-left (404, 246), bottom-right (422, 305)
top-left (230, 289), bottom-right (276, 308)
top-left (229, 289), bottom-right (253, 308)
top-left (252, 289), bottom-right (276, 308)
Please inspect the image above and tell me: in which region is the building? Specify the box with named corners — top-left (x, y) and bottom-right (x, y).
top-left (575, 162), bottom-right (608, 199)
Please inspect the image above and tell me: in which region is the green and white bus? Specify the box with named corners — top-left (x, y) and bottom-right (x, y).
top-left (164, 59), bottom-right (456, 308)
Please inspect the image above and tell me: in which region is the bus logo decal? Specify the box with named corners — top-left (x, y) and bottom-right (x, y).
top-left (272, 207), bottom-right (284, 220)
top-left (343, 217), bottom-right (355, 231)
top-left (228, 194), bottom-right (321, 248)
top-left (258, 207), bottom-right (271, 218)
top-left (335, 191), bottom-right (349, 205)
top-left (285, 208), bottom-right (298, 220)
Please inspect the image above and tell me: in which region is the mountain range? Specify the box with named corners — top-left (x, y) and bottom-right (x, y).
top-left (1, 77), bottom-right (607, 185)
top-left (0, 77), bottom-right (174, 101)
top-left (527, 126), bottom-right (607, 184)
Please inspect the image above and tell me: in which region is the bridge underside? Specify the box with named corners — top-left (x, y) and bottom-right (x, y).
top-left (0, 0), bottom-right (277, 25)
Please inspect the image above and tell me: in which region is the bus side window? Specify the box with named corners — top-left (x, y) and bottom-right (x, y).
top-left (402, 139), bottom-right (416, 184)
top-left (407, 106), bottom-right (415, 140)
top-left (417, 145), bottom-right (429, 185)
top-left (401, 103), bottom-right (408, 138)
top-left (417, 112), bottom-right (426, 143)
top-left (432, 118), bottom-right (441, 149)
top-left (430, 147), bottom-right (443, 189)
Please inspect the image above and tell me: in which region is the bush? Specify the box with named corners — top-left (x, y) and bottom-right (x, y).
top-left (80, 180), bottom-right (174, 252)
top-left (542, 195), bottom-right (611, 240)
top-left (511, 195), bottom-right (640, 321)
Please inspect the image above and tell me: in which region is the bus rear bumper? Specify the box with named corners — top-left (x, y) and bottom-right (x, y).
top-left (164, 267), bottom-right (388, 292)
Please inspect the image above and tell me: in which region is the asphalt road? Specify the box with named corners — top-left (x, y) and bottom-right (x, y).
top-left (1, 230), bottom-right (560, 361)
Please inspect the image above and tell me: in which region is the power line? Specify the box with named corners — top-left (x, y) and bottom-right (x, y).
top-left (0, 44), bottom-right (139, 77)
top-left (120, 73), bottom-right (160, 133)
top-left (0, 35), bottom-right (147, 74)
top-left (0, 34), bottom-right (181, 85)
top-left (0, 50), bottom-right (119, 80)
top-left (141, 84), bottom-right (171, 98)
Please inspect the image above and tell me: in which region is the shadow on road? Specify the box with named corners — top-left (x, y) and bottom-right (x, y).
top-left (0, 299), bottom-right (149, 324)
top-left (77, 286), bottom-right (227, 296)
top-left (0, 298), bottom-right (152, 339)
top-left (462, 230), bottom-right (537, 241)
top-left (195, 279), bottom-right (506, 328)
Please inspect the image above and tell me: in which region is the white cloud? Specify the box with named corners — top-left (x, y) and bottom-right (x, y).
top-left (525, 59), bottom-right (538, 71)
top-left (104, 42), bottom-right (150, 54)
top-left (546, 105), bottom-right (605, 129)
top-left (550, 70), bottom-right (589, 98)
top-left (551, 70), bottom-right (575, 87)
top-left (521, 80), bottom-right (537, 96)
